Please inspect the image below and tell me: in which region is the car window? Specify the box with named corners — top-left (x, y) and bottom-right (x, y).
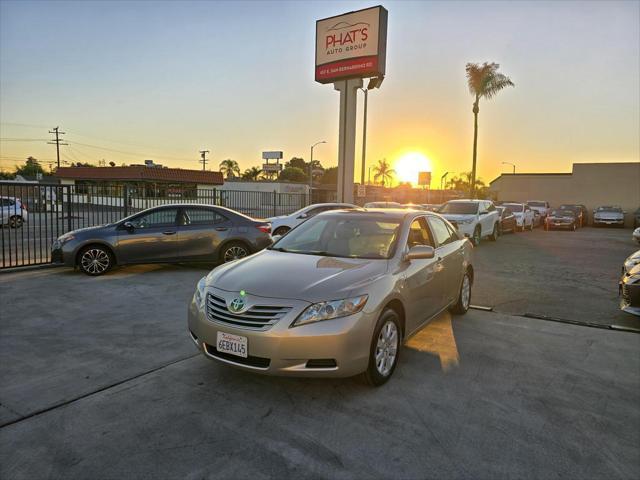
top-left (130, 208), bottom-right (178, 228)
top-left (181, 208), bottom-right (227, 226)
top-left (427, 216), bottom-right (458, 247)
top-left (407, 217), bottom-right (434, 248)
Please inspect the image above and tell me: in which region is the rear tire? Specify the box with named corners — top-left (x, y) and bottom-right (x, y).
top-left (220, 241), bottom-right (250, 263)
top-left (364, 309), bottom-right (401, 387)
top-left (450, 271), bottom-right (472, 315)
top-left (78, 245), bottom-right (114, 276)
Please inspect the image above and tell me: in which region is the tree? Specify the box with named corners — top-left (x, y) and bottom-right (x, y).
top-left (319, 166), bottom-right (338, 184)
top-left (466, 62), bottom-right (514, 198)
top-left (372, 158), bottom-right (395, 187)
top-left (219, 159), bottom-right (240, 179)
top-left (242, 166), bottom-right (262, 181)
top-left (15, 156), bottom-right (44, 177)
top-left (278, 166), bottom-right (307, 183)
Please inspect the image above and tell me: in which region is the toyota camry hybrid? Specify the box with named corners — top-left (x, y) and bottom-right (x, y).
top-left (188, 208), bottom-right (473, 386)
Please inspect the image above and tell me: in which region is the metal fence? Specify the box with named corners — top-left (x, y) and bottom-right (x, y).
top-left (0, 182), bottom-right (308, 269)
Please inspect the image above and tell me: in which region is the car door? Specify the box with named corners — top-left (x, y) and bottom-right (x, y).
top-left (402, 216), bottom-right (444, 334)
top-left (116, 207), bottom-right (181, 264)
top-left (178, 207), bottom-right (232, 261)
top-left (427, 216), bottom-right (464, 305)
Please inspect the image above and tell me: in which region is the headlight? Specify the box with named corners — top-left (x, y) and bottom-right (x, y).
top-left (291, 295), bottom-right (368, 327)
top-left (194, 276), bottom-right (207, 308)
top-left (58, 233), bottom-right (75, 245)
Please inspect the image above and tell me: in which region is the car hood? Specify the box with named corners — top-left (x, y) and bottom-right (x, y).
top-left (206, 249), bottom-right (389, 302)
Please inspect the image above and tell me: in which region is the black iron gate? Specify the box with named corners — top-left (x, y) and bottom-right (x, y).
top-left (0, 182), bottom-right (308, 269)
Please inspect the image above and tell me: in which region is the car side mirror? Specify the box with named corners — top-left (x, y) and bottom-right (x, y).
top-left (297, 213), bottom-right (308, 219)
top-left (406, 245), bottom-right (435, 261)
top-left (123, 221), bottom-right (135, 231)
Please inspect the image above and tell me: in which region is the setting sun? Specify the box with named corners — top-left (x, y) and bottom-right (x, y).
top-left (394, 152), bottom-right (433, 186)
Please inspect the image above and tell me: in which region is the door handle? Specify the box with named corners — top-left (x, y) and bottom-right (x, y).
top-left (215, 227), bottom-right (228, 231)
top-left (162, 231), bottom-right (176, 235)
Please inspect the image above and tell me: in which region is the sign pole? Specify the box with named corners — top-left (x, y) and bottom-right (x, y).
top-left (334, 78), bottom-right (362, 203)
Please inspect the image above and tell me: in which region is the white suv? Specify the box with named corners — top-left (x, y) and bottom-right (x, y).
top-left (1, 196), bottom-right (28, 228)
top-left (439, 199), bottom-right (500, 246)
top-left (268, 203), bottom-right (357, 236)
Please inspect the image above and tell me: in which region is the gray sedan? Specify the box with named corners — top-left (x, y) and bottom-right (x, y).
top-left (188, 209), bottom-right (473, 386)
top-left (52, 204), bottom-right (272, 275)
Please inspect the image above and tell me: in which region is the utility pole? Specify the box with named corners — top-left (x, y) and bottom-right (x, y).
top-left (199, 150), bottom-right (210, 171)
top-left (48, 126), bottom-right (67, 169)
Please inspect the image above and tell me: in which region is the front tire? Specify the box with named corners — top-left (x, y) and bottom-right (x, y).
top-left (364, 309), bottom-right (401, 387)
top-left (450, 271), bottom-right (472, 315)
top-left (220, 241), bottom-right (250, 263)
top-left (78, 245), bottom-right (114, 276)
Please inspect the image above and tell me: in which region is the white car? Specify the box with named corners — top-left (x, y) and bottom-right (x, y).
top-left (1, 196), bottom-right (28, 228)
top-left (267, 202), bottom-right (357, 236)
top-left (527, 200), bottom-right (551, 221)
top-left (439, 199), bottom-right (500, 246)
top-left (633, 227), bottom-right (640, 244)
top-left (503, 202), bottom-right (535, 231)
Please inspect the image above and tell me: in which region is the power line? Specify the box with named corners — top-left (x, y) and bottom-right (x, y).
top-left (199, 150), bottom-right (210, 171)
top-left (48, 126), bottom-right (67, 169)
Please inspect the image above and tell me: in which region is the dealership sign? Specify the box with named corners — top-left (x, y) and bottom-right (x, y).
top-left (315, 6), bottom-right (388, 84)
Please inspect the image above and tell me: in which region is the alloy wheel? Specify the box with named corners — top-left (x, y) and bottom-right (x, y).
top-left (80, 248), bottom-right (110, 275)
top-left (223, 245), bottom-right (248, 262)
top-left (375, 320), bottom-right (399, 377)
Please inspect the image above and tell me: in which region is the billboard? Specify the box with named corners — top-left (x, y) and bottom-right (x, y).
top-left (418, 171), bottom-right (432, 186)
top-left (315, 6), bottom-right (388, 84)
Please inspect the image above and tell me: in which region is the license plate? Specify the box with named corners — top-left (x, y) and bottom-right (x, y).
top-left (216, 331), bottom-right (248, 358)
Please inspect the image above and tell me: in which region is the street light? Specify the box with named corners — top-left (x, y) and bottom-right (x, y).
top-left (502, 161), bottom-right (516, 174)
top-left (310, 140), bottom-right (326, 200)
top-left (359, 76), bottom-right (384, 186)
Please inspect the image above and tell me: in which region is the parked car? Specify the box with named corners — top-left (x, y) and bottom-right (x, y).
top-left (619, 250), bottom-right (640, 317)
top-left (526, 200), bottom-right (551, 221)
top-left (0, 196), bottom-right (28, 228)
top-left (502, 202), bottom-right (534, 231)
top-left (559, 204), bottom-right (588, 227)
top-left (633, 227), bottom-right (640, 244)
top-left (188, 208), bottom-right (473, 386)
top-left (268, 203), bottom-right (357, 236)
top-left (363, 201), bottom-right (403, 209)
top-left (496, 206), bottom-right (517, 234)
top-left (51, 204), bottom-right (272, 276)
top-left (439, 199), bottom-right (500, 245)
top-left (593, 206), bottom-right (625, 228)
top-left (634, 207), bottom-right (640, 228)
top-left (544, 209), bottom-right (578, 231)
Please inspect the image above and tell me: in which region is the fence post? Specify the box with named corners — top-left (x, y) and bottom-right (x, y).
top-left (123, 185), bottom-right (129, 217)
top-left (65, 186), bottom-right (72, 232)
top-left (273, 190), bottom-right (277, 217)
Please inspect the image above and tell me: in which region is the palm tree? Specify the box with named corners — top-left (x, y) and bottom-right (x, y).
top-left (466, 62), bottom-right (514, 198)
top-left (242, 166), bottom-right (262, 181)
top-left (373, 158), bottom-right (395, 187)
top-left (219, 159), bottom-right (240, 179)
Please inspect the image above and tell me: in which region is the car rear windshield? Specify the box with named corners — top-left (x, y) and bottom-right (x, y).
top-left (439, 202), bottom-right (478, 214)
top-left (504, 203), bottom-right (524, 212)
top-left (527, 201), bottom-right (546, 207)
top-left (270, 215), bottom-right (401, 259)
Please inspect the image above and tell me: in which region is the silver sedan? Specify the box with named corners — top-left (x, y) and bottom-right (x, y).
top-left (188, 209), bottom-right (474, 386)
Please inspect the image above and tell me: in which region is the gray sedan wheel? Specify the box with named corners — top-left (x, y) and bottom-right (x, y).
top-left (364, 309), bottom-right (401, 386)
top-left (220, 242), bottom-right (250, 263)
top-left (79, 246), bottom-right (113, 276)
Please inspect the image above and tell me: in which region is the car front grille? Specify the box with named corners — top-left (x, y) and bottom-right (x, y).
top-left (206, 293), bottom-right (292, 331)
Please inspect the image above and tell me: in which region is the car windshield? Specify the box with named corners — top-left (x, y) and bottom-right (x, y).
top-left (552, 209), bottom-right (575, 217)
top-left (596, 206), bottom-right (622, 212)
top-left (271, 215), bottom-right (401, 259)
top-left (528, 201), bottom-right (546, 207)
top-left (504, 203), bottom-right (523, 212)
top-left (439, 202), bottom-right (478, 214)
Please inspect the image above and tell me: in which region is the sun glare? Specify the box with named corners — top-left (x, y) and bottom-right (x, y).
top-left (394, 152), bottom-right (432, 186)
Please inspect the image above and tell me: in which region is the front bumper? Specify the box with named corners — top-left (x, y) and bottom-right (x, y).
top-left (188, 288), bottom-right (376, 377)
